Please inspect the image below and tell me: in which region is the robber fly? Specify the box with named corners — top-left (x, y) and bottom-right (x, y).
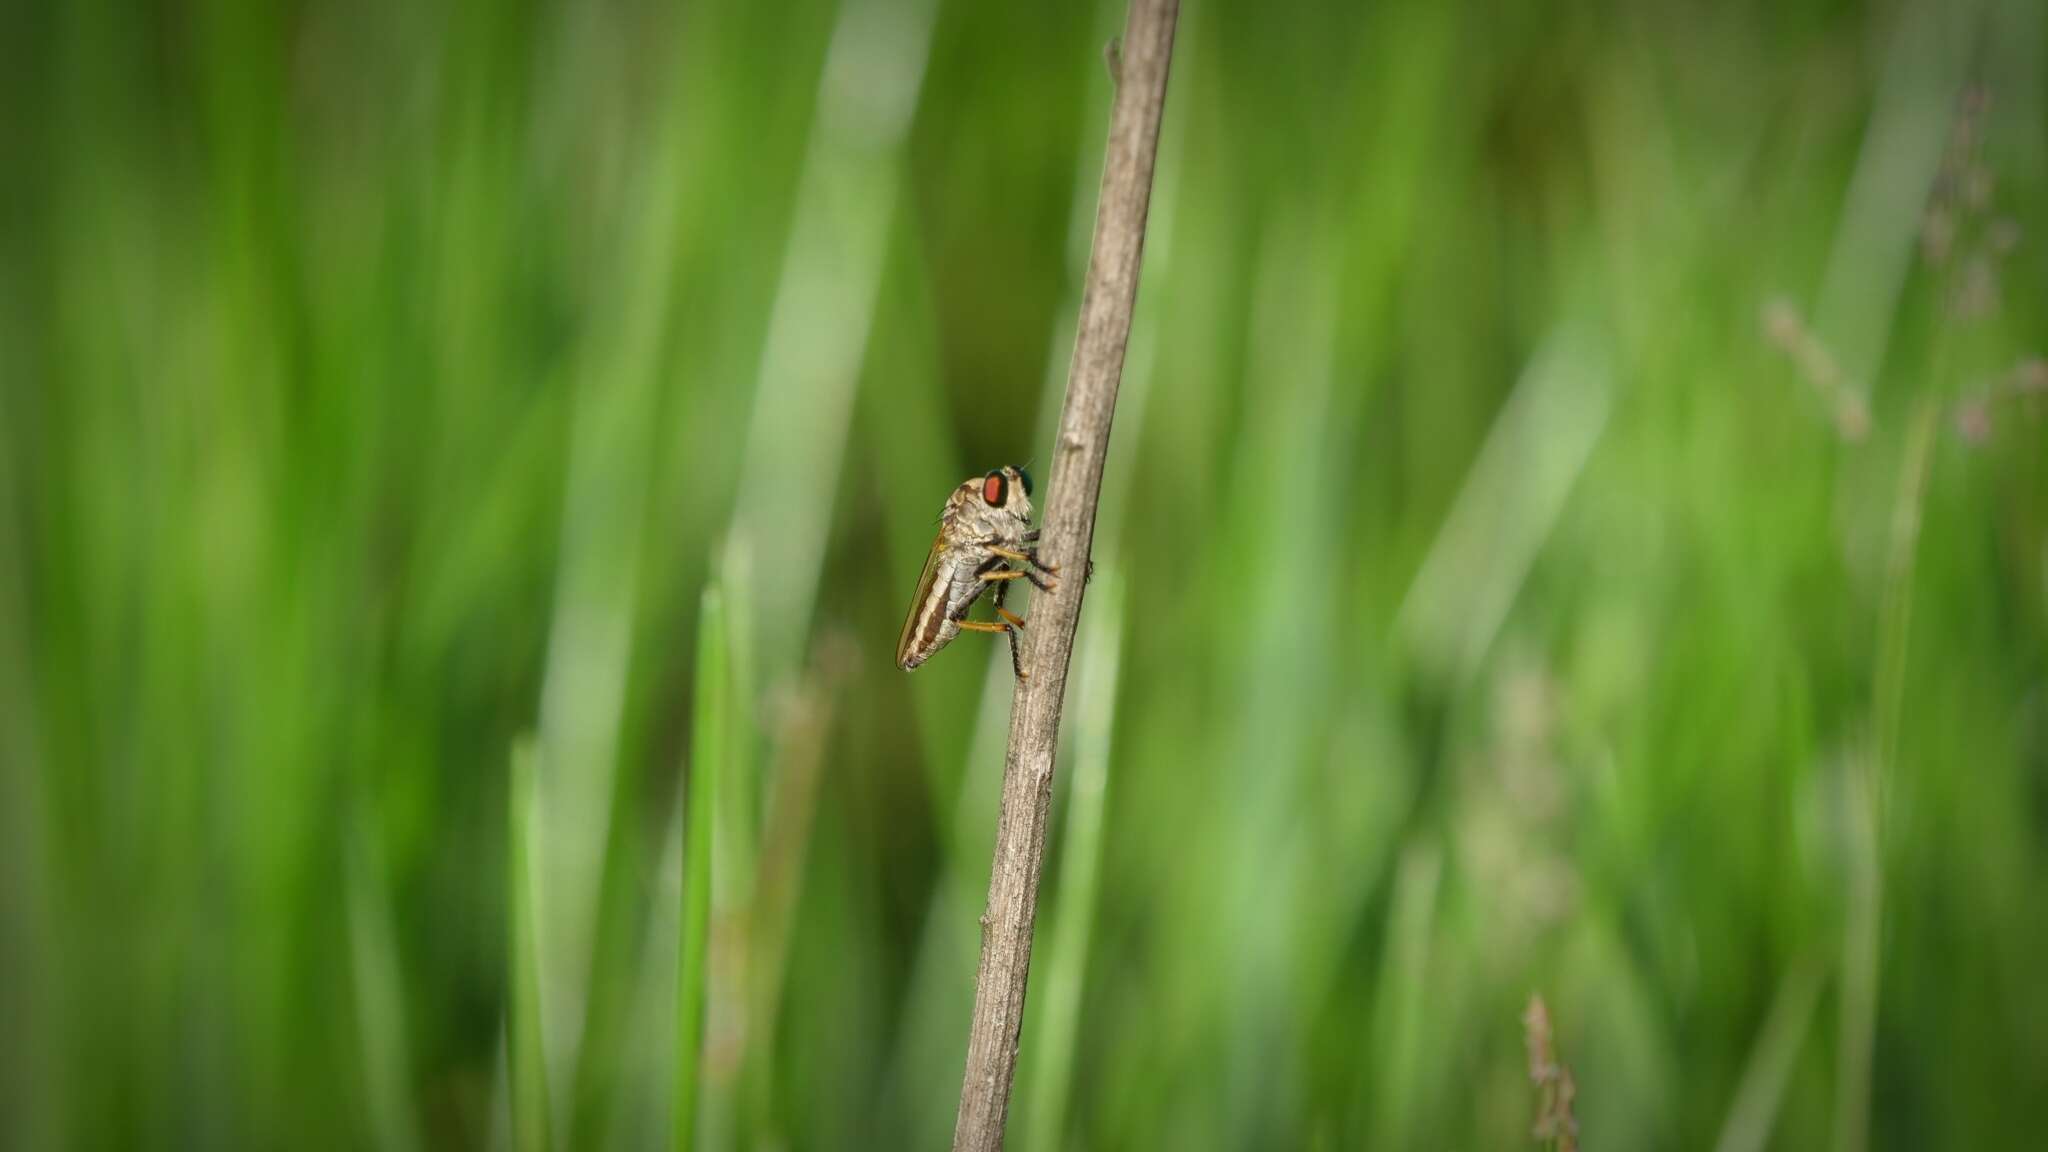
top-left (897, 466), bottom-right (1060, 679)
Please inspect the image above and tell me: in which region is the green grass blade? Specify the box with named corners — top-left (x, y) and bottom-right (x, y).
top-left (1022, 570), bottom-right (1124, 1152)
top-left (1715, 960), bottom-right (1825, 1152)
top-left (509, 738), bottom-right (552, 1152)
top-left (676, 586), bottom-right (725, 1152)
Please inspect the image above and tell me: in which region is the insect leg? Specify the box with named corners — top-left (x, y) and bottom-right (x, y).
top-left (986, 545), bottom-right (1061, 586)
top-left (978, 569), bottom-right (1027, 583)
top-left (993, 579), bottom-right (1026, 677)
top-left (960, 582), bottom-right (1029, 679)
top-left (989, 557), bottom-right (1054, 593)
top-left (990, 576), bottom-right (1025, 630)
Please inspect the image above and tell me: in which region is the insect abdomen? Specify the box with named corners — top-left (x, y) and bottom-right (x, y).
top-left (898, 550), bottom-right (968, 670)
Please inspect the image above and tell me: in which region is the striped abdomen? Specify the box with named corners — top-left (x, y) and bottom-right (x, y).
top-left (897, 540), bottom-right (994, 670)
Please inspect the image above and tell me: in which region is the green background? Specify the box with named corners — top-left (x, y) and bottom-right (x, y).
top-left (3, 0), bottom-right (2046, 1148)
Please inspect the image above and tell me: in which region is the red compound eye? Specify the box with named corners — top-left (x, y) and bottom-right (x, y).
top-left (982, 471), bottom-right (1007, 506)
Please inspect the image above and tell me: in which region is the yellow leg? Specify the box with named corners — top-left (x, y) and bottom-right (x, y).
top-left (979, 569), bottom-right (1026, 583)
top-left (958, 617), bottom-right (1028, 678)
top-left (996, 607), bottom-right (1026, 629)
top-left (988, 546), bottom-right (1060, 575)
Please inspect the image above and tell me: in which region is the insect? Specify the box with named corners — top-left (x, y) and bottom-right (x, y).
top-left (897, 465), bottom-right (1060, 679)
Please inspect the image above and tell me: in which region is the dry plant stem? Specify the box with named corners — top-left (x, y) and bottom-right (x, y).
top-left (950, 1), bottom-right (1178, 1148)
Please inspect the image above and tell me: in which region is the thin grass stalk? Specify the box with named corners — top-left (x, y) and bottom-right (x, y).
top-left (1838, 397), bottom-right (1939, 1152)
top-left (676, 586), bottom-right (726, 1152)
top-left (952, 1), bottom-right (1179, 1144)
top-left (509, 739), bottom-right (553, 1152)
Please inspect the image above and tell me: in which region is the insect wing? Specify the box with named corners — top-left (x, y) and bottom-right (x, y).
top-left (897, 531), bottom-right (952, 667)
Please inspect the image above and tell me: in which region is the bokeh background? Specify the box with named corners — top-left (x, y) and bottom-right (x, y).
top-left (3, 0), bottom-right (2047, 1148)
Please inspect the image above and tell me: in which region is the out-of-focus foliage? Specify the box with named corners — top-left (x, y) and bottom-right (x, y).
top-left (2, 0), bottom-right (2046, 1148)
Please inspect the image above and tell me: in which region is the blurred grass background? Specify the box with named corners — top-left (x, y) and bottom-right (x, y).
top-left (3, 0), bottom-right (2047, 1148)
